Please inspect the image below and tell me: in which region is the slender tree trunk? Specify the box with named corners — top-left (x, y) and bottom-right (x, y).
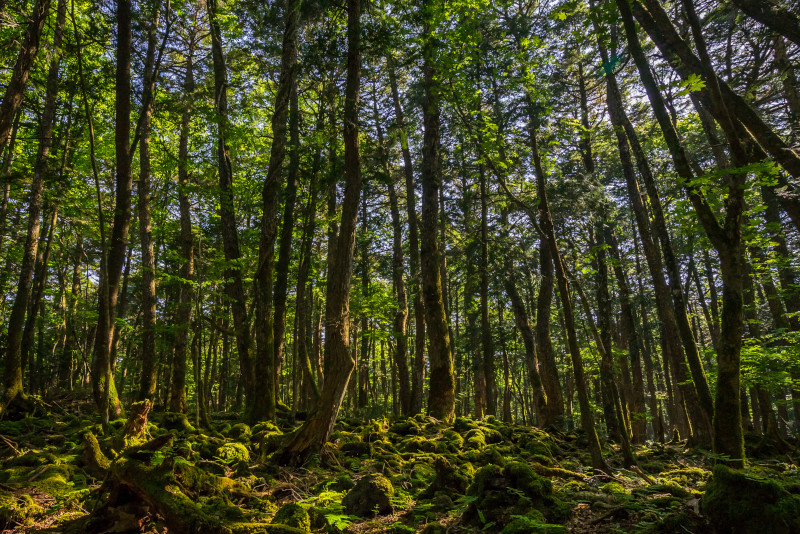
top-left (169, 45), bottom-right (197, 414)
top-left (376, 100), bottom-right (412, 415)
top-left (207, 0), bottom-right (253, 415)
top-left (479, 166), bottom-right (496, 416)
top-left (388, 59), bottom-right (426, 414)
top-left (504, 272), bottom-right (548, 426)
top-left (608, 232), bottom-right (648, 443)
top-left (276, 0), bottom-right (361, 463)
top-left (1, 0), bottom-right (63, 409)
top-left (0, 0), bottom-right (66, 413)
top-left (254, 0), bottom-right (299, 423)
top-left (137, 0), bottom-right (165, 402)
top-left (273, 74), bottom-right (301, 408)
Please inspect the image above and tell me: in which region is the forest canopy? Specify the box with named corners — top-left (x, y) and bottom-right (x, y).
top-left (1, 0), bottom-right (800, 532)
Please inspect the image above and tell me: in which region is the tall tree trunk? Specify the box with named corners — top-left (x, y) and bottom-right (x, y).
top-left (621, 0), bottom-right (746, 467)
top-left (376, 99), bottom-right (411, 415)
top-left (536, 231), bottom-right (565, 429)
top-left (169, 42), bottom-right (197, 414)
top-left (388, 58), bottom-right (425, 414)
top-left (608, 232), bottom-right (648, 444)
top-left (528, 123), bottom-right (608, 471)
top-left (254, 0), bottom-right (299, 423)
top-left (1, 0), bottom-right (62, 409)
top-left (137, 0), bottom-right (164, 402)
top-left (0, 0), bottom-right (50, 154)
top-left (479, 166), bottom-right (496, 416)
top-left (276, 0), bottom-right (361, 463)
top-left (273, 74), bottom-right (301, 407)
top-left (207, 0), bottom-right (253, 415)
top-left (421, 2), bottom-right (455, 422)
top-left (504, 272), bottom-right (548, 426)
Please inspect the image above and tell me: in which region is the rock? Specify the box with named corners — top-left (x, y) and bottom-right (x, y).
top-left (342, 473), bottom-right (394, 517)
top-left (272, 503), bottom-right (310, 532)
top-left (703, 464), bottom-right (800, 534)
top-left (423, 455), bottom-right (473, 497)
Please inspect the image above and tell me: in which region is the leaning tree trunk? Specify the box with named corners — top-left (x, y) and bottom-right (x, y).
top-left (620, 0), bottom-right (746, 467)
top-left (276, 0), bottom-right (361, 464)
top-left (0, 0), bottom-right (50, 154)
top-left (1, 0), bottom-right (64, 410)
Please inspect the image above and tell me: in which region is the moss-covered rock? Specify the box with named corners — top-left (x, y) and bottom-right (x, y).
top-left (464, 461), bottom-right (556, 527)
top-left (216, 442), bottom-right (251, 464)
top-left (703, 464), bottom-right (800, 534)
top-left (422, 455), bottom-right (474, 497)
top-left (465, 429), bottom-right (487, 449)
top-left (342, 473), bottom-right (394, 517)
top-left (390, 419), bottom-right (421, 436)
top-left (272, 503), bottom-right (310, 532)
top-left (227, 423), bottom-right (252, 442)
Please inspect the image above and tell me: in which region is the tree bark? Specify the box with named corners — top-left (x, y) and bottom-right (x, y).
top-left (137, 0), bottom-right (165, 403)
top-left (420, 2), bottom-right (455, 422)
top-left (1, 0), bottom-right (63, 407)
top-left (0, 0), bottom-right (50, 154)
top-left (388, 58), bottom-right (426, 414)
top-left (276, 0), bottom-right (361, 463)
top-left (729, 0), bottom-right (800, 48)
top-left (207, 0), bottom-right (253, 415)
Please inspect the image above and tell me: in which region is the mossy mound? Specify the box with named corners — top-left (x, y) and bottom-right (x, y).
top-left (216, 442), bottom-right (251, 463)
top-left (342, 473), bottom-right (394, 517)
top-left (702, 464), bottom-right (800, 534)
top-left (464, 461), bottom-right (557, 527)
top-left (272, 502), bottom-right (310, 532)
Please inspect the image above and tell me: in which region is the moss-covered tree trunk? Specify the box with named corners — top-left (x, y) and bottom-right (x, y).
top-left (420, 0), bottom-right (455, 422)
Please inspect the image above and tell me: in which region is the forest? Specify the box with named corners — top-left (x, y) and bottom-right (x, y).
top-left (0, 0), bottom-right (799, 531)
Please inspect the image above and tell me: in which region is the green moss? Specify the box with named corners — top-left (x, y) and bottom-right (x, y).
top-left (465, 429), bottom-right (486, 449)
top-left (0, 493), bottom-right (42, 528)
top-left (230, 522), bottom-right (306, 534)
top-left (453, 416), bottom-right (479, 433)
top-left (501, 514), bottom-right (567, 534)
top-left (216, 442), bottom-right (251, 464)
top-left (272, 503), bottom-right (310, 532)
top-left (342, 474), bottom-right (394, 517)
top-left (600, 482), bottom-right (628, 496)
top-left (420, 523), bottom-right (447, 534)
top-left (227, 423), bottom-right (252, 442)
top-left (389, 420), bottom-right (421, 436)
top-left (442, 429), bottom-right (464, 450)
top-left (703, 464), bottom-right (800, 534)
top-left (504, 461), bottom-right (552, 498)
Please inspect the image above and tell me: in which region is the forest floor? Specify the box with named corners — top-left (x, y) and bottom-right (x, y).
top-left (1, 392), bottom-right (799, 533)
